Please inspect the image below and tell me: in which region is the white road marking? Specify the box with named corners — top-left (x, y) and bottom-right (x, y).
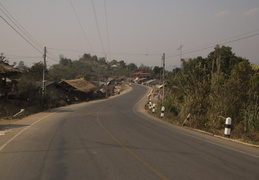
top-left (0, 113), bottom-right (55, 151)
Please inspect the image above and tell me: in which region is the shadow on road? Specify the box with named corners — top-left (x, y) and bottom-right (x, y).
top-left (0, 124), bottom-right (28, 131)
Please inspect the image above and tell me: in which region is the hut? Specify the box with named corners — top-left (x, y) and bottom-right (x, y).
top-left (57, 78), bottom-right (97, 103)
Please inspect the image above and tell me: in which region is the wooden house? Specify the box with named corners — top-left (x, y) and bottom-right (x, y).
top-left (0, 61), bottom-right (21, 98)
top-left (56, 78), bottom-right (97, 103)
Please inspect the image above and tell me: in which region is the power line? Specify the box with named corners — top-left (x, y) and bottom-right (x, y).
top-left (69, 0), bottom-right (94, 53)
top-left (104, 0), bottom-right (111, 61)
top-left (0, 2), bottom-right (44, 50)
top-left (46, 55), bottom-right (59, 63)
top-left (0, 14), bottom-right (43, 55)
top-left (48, 47), bottom-right (86, 53)
top-left (111, 52), bottom-right (161, 56)
top-left (5, 55), bottom-right (42, 59)
top-left (167, 32), bottom-right (259, 59)
top-left (91, 0), bottom-right (106, 56)
top-left (0, 13), bottom-right (58, 63)
top-left (174, 29), bottom-right (259, 56)
top-left (48, 47), bottom-right (161, 56)
top-left (0, 3), bottom-right (61, 64)
top-left (46, 51), bottom-right (60, 62)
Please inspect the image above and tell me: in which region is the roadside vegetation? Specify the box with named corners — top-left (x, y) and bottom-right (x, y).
top-left (154, 45), bottom-right (259, 144)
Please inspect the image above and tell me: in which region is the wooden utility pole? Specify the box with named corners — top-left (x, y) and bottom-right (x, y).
top-left (162, 53), bottom-right (165, 104)
top-left (42, 47), bottom-right (47, 96)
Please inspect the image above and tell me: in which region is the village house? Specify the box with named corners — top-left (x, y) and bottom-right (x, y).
top-left (0, 61), bottom-right (21, 99)
top-left (55, 78), bottom-right (98, 103)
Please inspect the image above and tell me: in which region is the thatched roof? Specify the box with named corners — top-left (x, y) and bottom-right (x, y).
top-left (59, 78), bottom-right (97, 93)
top-left (0, 61), bottom-right (20, 74)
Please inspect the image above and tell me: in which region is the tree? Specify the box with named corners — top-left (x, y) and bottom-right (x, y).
top-left (49, 63), bottom-right (76, 81)
top-left (207, 45), bottom-right (244, 75)
top-left (16, 61), bottom-right (28, 72)
top-left (25, 62), bottom-right (45, 81)
top-left (118, 60), bottom-right (126, 69)
top-left (152, 66), bottom-right (162, 79)
top-left (127, 63), bottom-right (138, 71)
top-left (138, 64), bottom-right (152, 73)
top-left (109, 59), bottom-right (118, 65)
top-left (59, 56), bottom-right (72, 66)
top-left (98, 57), bottom-right (107, 65)
top-left (92, 55), bottom-right (98, 62)
top-left (81, 53), bottom-right (92, 61)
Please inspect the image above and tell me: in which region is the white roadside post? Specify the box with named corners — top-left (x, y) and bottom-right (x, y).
top-left (160, 106), bottom-right (165, 118)
top-left (182, 113), bottom-right (191, 126)
top-left (152, 103), bottom-right (156, 113)
top-left (149, 101), bottom-right (152, 110)
top-left (224, 117), bottom-right (232, 138)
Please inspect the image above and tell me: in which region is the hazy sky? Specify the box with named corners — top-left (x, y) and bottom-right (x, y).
top-left (1, 0), bottom-right (259, 70)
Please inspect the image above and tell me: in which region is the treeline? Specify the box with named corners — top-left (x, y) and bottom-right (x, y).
top-left (162, 45), bottom-right (259, 142)
top-left (12, 53), bottom-right (162, 103)
top-left (15, 53), bottom-right (162, 82)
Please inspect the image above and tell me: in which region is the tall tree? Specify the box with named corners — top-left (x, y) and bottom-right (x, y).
top-left (118, 60), bottom-right (126, 69)
top-left (127, 63), bottom-right (138, 71)
top-left (59, 56), bottom-right (72, 66)
top-left (207, 45), bottom-right (244, 75)
top-left (16, 61), bottom-right (28, 72)
top-left (25, 62), bottom-right (44, 81)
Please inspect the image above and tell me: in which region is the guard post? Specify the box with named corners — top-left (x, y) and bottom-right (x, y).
top-left (160, 106), bottom-right (165, 118)
top-left (182, 113), bottom-right (191, 126)
top-left (152, 103), bottom-right (156, 113)
top-left (224, 117), bottom-right (232, 138)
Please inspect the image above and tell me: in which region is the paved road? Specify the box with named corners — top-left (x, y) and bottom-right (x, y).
top-left (0, 84), bottom-right (258, 180)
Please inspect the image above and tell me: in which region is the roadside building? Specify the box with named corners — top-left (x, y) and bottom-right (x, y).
top-left (57, 78), bottom-right (97, 103)
top-left (133, 72), bottom-right (151, 79)
top-left (0, 61), bottom-right (21, 98)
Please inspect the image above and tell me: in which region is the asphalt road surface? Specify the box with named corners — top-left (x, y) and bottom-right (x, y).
top-left (0, 84), bottom-right (258, 180)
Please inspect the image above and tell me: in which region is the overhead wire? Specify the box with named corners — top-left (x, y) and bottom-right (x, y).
top-left (5, 55), bottom-right (42, 59)
top-left (46, 55), bottom-right (59, 63)
top-left (0, 13), bottom-right (59, 64)
top-left (171, 29), bottom-right (259, 57)
top-left (48, 47), bottom-right (86, 53)
top-left (0, 2), bottom-right (60, 64)
top-left (43, 32), bottom-right (259, 64)
top-left (0, 14), bottom-right (43, 55)
top-left (104, 0), bottom-right (111, 61)
top-left (48, 47), bottom-right (161, 56)
top-left (91, 0), bottom-right (106, 56)
top-left (167, 31), bottom-right (259, 59)
top-left (0, 2), bottom-right (44, 50)
top-left (69, 0), bottom-right (94, 53)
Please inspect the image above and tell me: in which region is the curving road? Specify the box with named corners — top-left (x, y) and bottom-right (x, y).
top-left (0, 84), bottom-right (258, 180)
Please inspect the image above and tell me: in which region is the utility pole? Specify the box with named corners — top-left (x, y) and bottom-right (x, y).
top-left (42, 47), bottom-right (47, 96)
top-left (160, 53), bottom-right (165, 118)
top-left (162, 53), bottom-right (165, 104)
